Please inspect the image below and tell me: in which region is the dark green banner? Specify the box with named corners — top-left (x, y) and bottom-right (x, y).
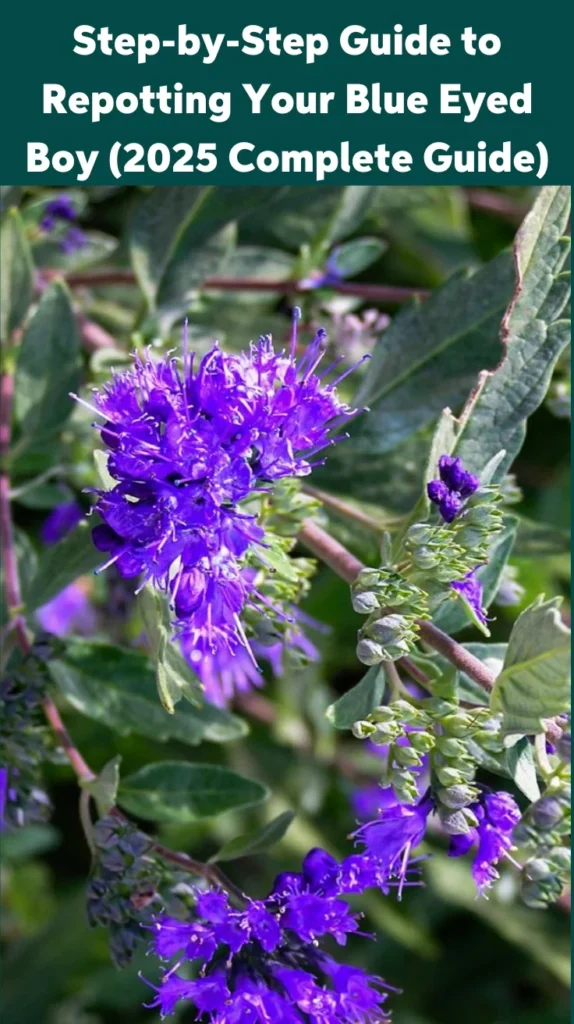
top-left (0, 0), bottom-right (571, 184)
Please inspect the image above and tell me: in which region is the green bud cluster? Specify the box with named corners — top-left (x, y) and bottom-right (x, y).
top-left (351, 568), bottom-right (428, 665)
top-left (400, 490), bottom-right (504, 596)
top-left (514, 774), bottom-right (571, 908)
top-left (352, 695), bottom-right (502, 813)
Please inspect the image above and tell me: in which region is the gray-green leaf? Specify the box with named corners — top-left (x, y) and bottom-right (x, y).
top-left (326, 664), bottom-right (386, 730)
top-left (490, 597), bottom-right (571, 735)
top-left (118, 762), bottom-right (268, 823)
top-left (49, 639), bottom-right (246, 745)
top-left (13, 281), bottom-right (81, 452)
top-left (28, 520), bottom-right (101, 613)
top-left (453, 186), bottom-right (571, 479)
top-left (506, 738), bottom-right (541, 802)
top-left (138, 585), bottom-right (203, 711)
top-left (0, 209), bottom-right (34, 341)
top-left (210, 810), bottom-right (295, 863)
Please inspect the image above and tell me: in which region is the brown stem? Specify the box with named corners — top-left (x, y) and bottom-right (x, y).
top-left (76, 314), bottom-right (119, 353)
top-left (49, 268), bottom-right (428, 305)
top-left (464, 188), bottom-right (528, 225)
top-left (417, 620), bottom-right (494, 693)
top-left (152, 843), bottom-right (246, 903)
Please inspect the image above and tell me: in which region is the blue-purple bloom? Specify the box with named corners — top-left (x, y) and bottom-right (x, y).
top-left (427, 455), bottom-right (479, 523)
top-left (352, 794), bottom-right (433, 897)
top-left (36, 581), bottom-right (97, 637)
top-left (450, 568), bottom-right (488, 627)
top-left (146, 848), bottom-right (394, 1021)
top-left (40, 501), bottom-right (83, 545)
top-left (354, 786), bottom-right (521, 899)
top-left (40, 195), bottom-right (87, 252)
top-left (85, 314), bottom-right (365, 680)
top-left (448, 790), bottom-right (521, 894)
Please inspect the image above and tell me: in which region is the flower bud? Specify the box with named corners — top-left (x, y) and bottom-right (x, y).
top-left (461, 806), bottom-right (480, 829)
top-left (406, 523), bottom-right (435, 546)
top-left (356, 638), bottom-right (385, 666)
top-left (521, 876), bottom-right (563, 909)
top-left (351, 720), bottom-right (376, 739)
top-left (367, 614), bottom-right (409, 645)
top-left (391, 744), bottom-right (422, 768)
top-left (524, 858), bottom-right (553, 882)
top-left (437, 784), bottom-right (479, 810)
top-left (411, 546), bottom-right (439, 570)
top-left (548, 846), bottom-right (571, 872)
top-left (512, 823), bottom-right (536, 847)
top-left (441, 712), bottom-right (474, 737)
top-left (435, 737), bottom-right (467, 759)
top-left (531, 796), bottom-right (564, 830)
top-left (435, 766), bottom-right (465, 787)
top-left (409, 731), bottom-right (435, 753)
top-left (439, 807), bottom-right (473, 835)
top-left (351, 591), bottom-right (381, 615)
top-left (390, 699), bottom-right (424, 723)
top-left (370, 706), bottom-right (396, 723)
top-left (371, 723), bottom-right (401, 744)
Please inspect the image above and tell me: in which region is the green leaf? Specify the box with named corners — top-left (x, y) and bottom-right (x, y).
top-left (84, 756), bottom-right (121, 817)
top-left (210, 810), bottom-right (295, 863)
top-left (93, 449), bottom-right (116, 490)
top-left (432, 514), bottom-right (518, 635)
top-left (506, 737), bottom-right (541, 802)
top-left (138, 585), bottom-right (202, 712)
top-left (13, 281), bottom-right (81, 452)
top-left (130, 186), bottom-right (285, 326)
top-left (351, 250), bottom-right (514, 455)
top-left (453, 186), bottom-right (571, 479)
top-left (0, 209), bottom-right (34, 341)
top-left (129, 186), bottom-right (206, 305)
top-left (49, 639), bottom-right (246, 745)
top-left (0, 824), bottom-right (60, 861)
top-left (243, 186), bottom-right (376, 250)
top-left (32, 231), bottom-right (118, 271)
top-left (326, 665), bottom-right (386, 730)
top-left (27, 520), bottom-right (101, 613)
top-left (328, 237), bottom-right (387, 278)
top-left (118, 762), bottom-right (268, 823)
top-left (490, 597), bottom-right (571, 735)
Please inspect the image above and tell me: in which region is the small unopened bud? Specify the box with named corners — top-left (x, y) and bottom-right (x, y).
top-left (371, 723), bottom-right (400, 744)
top-left (531, 796), bottom-right (564, 830)
top-left (512, 823), bottom-right (536, 847)
top-left (409, 731), bottom-right (435, 753)
top-left (521, 881), bottom-right (551, 909)
top-left (406, 523), bottom-right (435, 546)
top-left (351, 720), bottom-right (376, 739)
top-left (367, 614), bottom-right (409, 645)
top-left (437, 784), bottom-right (478, 810)
top-left (436, 766), bottom-right (465, 787)
top-left (441, 712), bottom-right (474, 737)
top-left (392, 744), bottom-right (422, 768)
top-left (436, 737), bottom-right (467, 758)
top-left (351, 590), bottom-right (381, 615)
top-left (439, 807), bottom-right (473, 836)
top-left (548, 846), bottom-right (571, 872)
top-left (356, 638), bottom-right (385, 666)
top-left (524, 858), bottom-right (553, 882)
top-left (411, 546), bottom-right (439, 570)
top-left (461, 806), bottom-right (480, 828)
top-left (390, 700), bottom-right (423, 723)
top-left (370, 706), bottom-right (396, 723)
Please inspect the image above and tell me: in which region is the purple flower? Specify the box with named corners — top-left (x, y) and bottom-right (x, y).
top-left (352, 794), bottom-right (433, 897)
top-left (451, 568), bottom-right (488, 627)
top-left (146, 848), bottom-right (393, 1020)
top-left (427, 454), bottom-right (479, 523)
top-left (449, 790), bottom-right (520, 895)
top-left (40, 501), bottom-right (83, 545)
top-left (85, 314), bottom-right (364, 679)
top-left (36, 581), bottom-right (97, 637)
top-left (40, 196), bottom-right (87, 254)
top-left (40, 196), bottom-right (78, 230)
top-left (0, 767), bottom-right (7, 830)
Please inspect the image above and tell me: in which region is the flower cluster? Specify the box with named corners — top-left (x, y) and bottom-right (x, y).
top-left (354, 787), bottom-right (520, 898)
top-left (427, 455), bottom-right (479, 523)
top-left (147, 847), bottom-right (395, 1022)
top-left (87, 314), bottom-right (364, 687)
top-left (40, 195), bottom-right (86, 253)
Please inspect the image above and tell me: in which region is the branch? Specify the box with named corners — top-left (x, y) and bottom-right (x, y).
top-left (47, 268), bottom-right (428, 305)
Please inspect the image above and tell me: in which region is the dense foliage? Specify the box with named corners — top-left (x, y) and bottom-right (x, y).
top-left (0, 183), bottom-right (571, 1024)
